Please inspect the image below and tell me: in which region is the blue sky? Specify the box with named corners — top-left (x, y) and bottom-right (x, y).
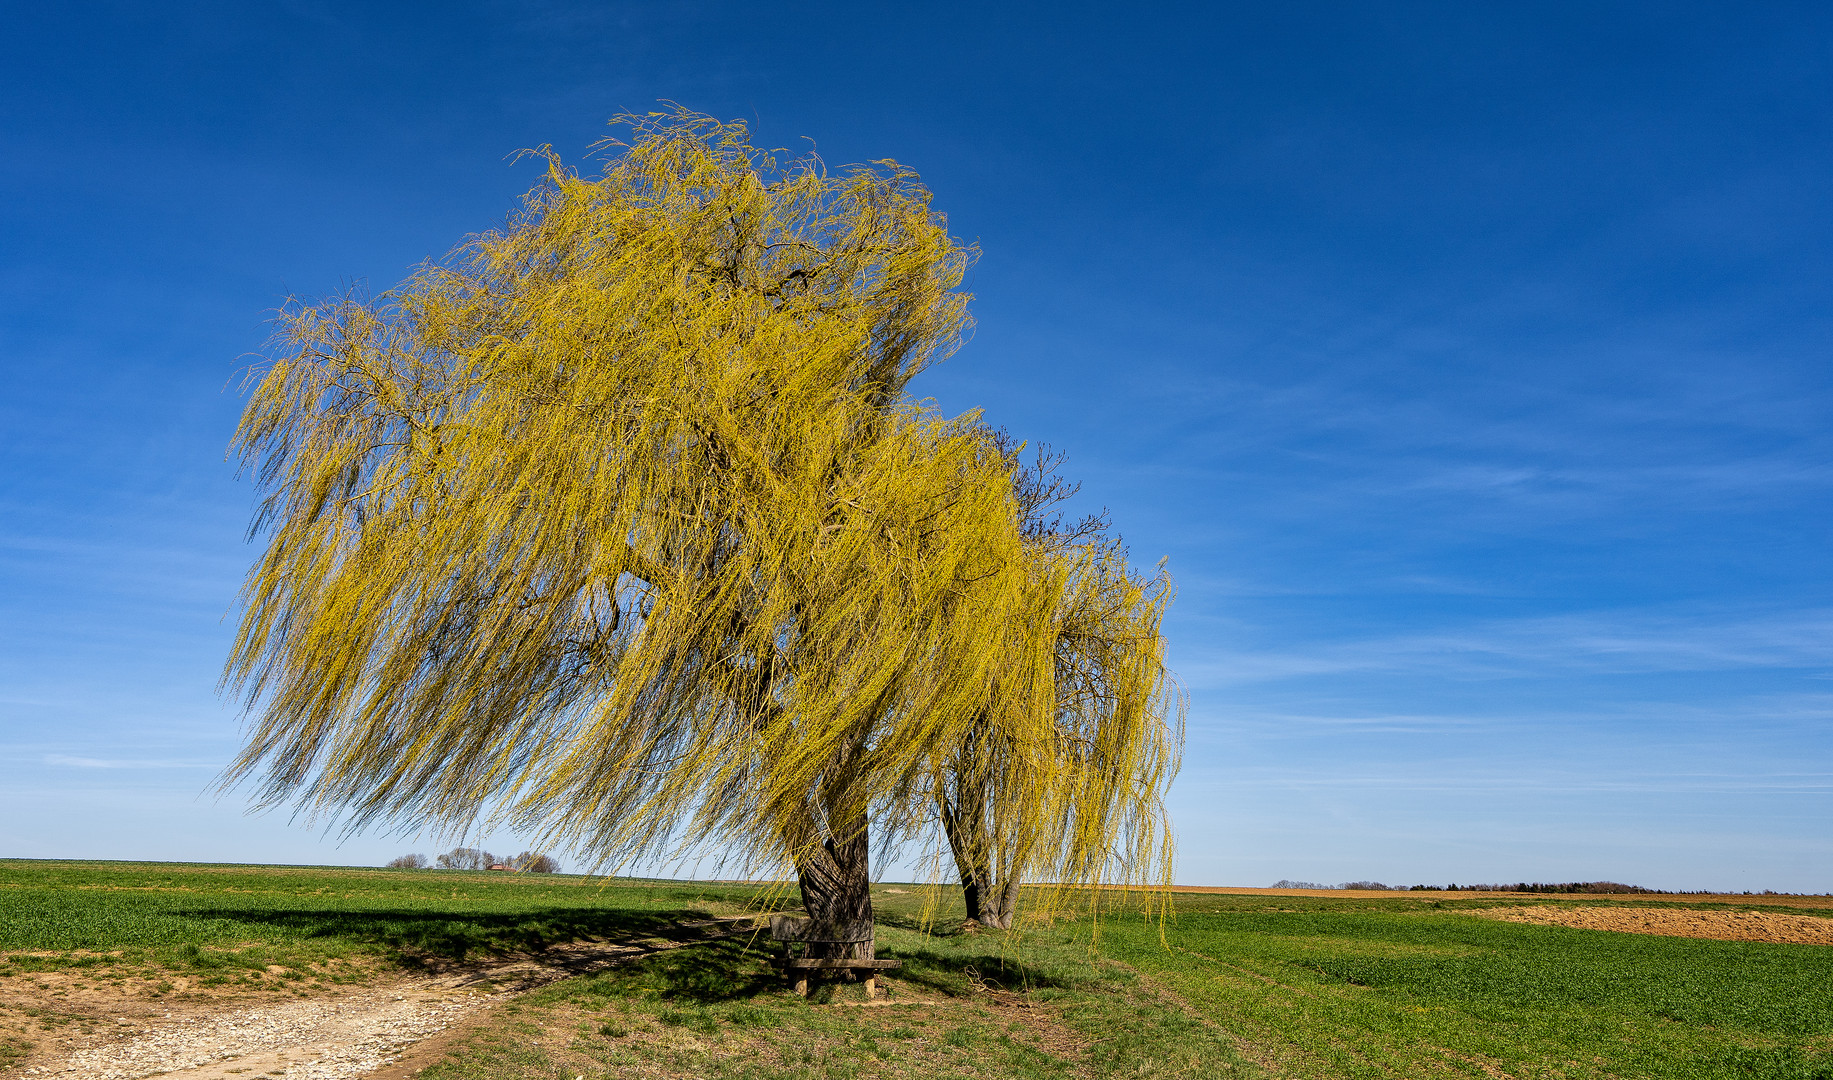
top-left (3, 2), bottom-right (1831, 891)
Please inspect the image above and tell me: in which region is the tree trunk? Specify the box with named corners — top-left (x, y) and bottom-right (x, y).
top-left (946, 831), bottom-right (1017, 929)
top-left (982, 874), bottom-right (1020, 930)
top-left (960, 875), bottom-right (985, 926)
top-left (794, 814), bottom-right (875, 961)
top-left (947, 835), bottom-right (996, 926)
top-left (941, 761), bottom-right (997, 927)
top-left (943, 811), bottom-right (1023, 929)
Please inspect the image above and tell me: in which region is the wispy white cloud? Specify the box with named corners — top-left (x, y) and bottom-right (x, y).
top-left (1202, 691), bottom-right (1833, 733)
top-left (44, 754), bottom-right (219, 770)
top-left (1194, 709), bottom-right (1496, 735)
top-left (1400, 459), bottom-right (1833, 509)
top-left (1179, 606), bottom-right (1833, 688)
top-left (1204, 770), bottom-right (1833, 795)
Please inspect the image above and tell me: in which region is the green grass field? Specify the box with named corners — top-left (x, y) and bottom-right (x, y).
top-left (1110, 894), bottom-right (1833, 1079)
top-left (4, 861), bottom-right (1832, 1078)
top-left (0, 859), bottom-right (778, 992)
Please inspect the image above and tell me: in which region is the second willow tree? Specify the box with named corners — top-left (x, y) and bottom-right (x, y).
top-left (938, 444), bottom-right (1181, 929)
top-left (224, 111), bottom-right (1179, 954)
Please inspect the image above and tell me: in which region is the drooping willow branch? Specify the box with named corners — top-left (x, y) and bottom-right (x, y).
top-left (223, 109), bottom-right (1179, 931)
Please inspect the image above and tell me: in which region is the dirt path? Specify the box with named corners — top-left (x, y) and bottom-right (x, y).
top-left (16, 916), bottom-right (762, 1080)
top-left (1475, 904), bottom-right (1833, 944)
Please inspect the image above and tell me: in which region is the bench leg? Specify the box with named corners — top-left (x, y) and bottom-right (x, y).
top-left (864, 975), bottom-right (878, 1000)
top-left (793, 975), bottom-right (809, 997)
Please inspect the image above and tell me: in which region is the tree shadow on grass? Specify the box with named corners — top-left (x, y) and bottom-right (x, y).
top-left (170, 901), bottom-right (1083, 1006)
top-left (551, 928), bottom-right (1086, 1007)
top-left (169, 906), bottom-right (719, 963)
top-left (868, 910), bottom-right (1097, 995)
top-left (890, 946), bottom-right (1089, 997)
top-left (551, 935), bottom-right (786, 1005)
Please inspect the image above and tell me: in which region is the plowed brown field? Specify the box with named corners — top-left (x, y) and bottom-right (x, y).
top-left (1476, 904), bottom-right (1833, 944)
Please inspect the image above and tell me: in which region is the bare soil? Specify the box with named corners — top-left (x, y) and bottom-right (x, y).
top-left (1474, 904), bottom-right (1833, 944)
top-left (6, 917), bottom-right (758, 1080)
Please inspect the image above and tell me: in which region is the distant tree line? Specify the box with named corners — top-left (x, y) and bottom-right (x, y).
top-left (1406, 881), bottom-right (1656, 894)
top-left (1272, 879), bottom-right (1662, 893)
top-left (385, 848), bottom-right (559, 873)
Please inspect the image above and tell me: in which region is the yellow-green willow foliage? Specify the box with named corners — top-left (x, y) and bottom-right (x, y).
top-left (938, 503), bottom-right (1183, 928)
top-left (224, 111), bottom-right (1178, 945)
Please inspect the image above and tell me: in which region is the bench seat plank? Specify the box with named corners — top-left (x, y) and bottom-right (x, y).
top-left (777, 958), bottom-right (902, 970)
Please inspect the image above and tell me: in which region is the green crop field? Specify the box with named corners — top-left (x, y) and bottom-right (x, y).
top-left (1106, 893), bottom-right (1833, 1079)
top-left (4, 861), bottom-right (1832, 1078)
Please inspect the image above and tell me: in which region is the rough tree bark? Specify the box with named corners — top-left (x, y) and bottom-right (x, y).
top-left (794, 811), bottom-right (876, 961)
top-left (793, 726), bottom-right (877, 961)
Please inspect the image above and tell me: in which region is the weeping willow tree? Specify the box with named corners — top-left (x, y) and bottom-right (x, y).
top-left (937, 446), bottom-right (1182, 929)
top-left (223, 110), bottom-right (1177, 954)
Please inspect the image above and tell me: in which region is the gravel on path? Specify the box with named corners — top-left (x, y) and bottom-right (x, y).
top-left (23, 986), bottom-right (484, 1080)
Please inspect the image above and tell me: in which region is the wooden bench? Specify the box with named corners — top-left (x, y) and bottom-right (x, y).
top-left (770, 916), bottom-right (902, 998)
top-left (776, 956), bottom-right (903, 997)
